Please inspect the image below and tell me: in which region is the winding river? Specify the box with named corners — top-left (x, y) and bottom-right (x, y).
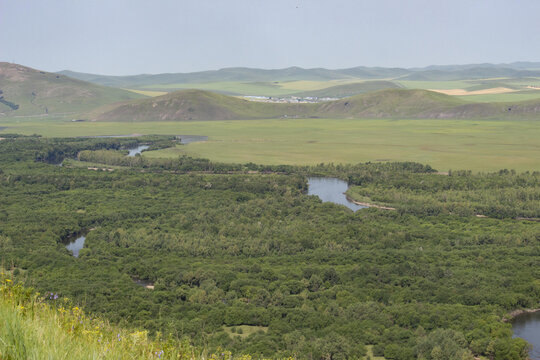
top-left (513, 311), bottom-right (540, 359)
top-left (307, 177), bottom-right (367, 211)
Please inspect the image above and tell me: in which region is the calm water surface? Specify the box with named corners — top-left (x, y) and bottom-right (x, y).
top-left (65, 235), bottom-right (86, 258)
top-left (307, 177), bottom-right (367, 211)
top-left (127, 145), bottom-right (149, 156)
top-left (513, 311), bottom-right (540, 359)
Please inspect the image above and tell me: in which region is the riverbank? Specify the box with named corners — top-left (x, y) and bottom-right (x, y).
top-left (345, 195), bottom-right (396, 210)
top-left (503, 308), bottom-right (540, 322)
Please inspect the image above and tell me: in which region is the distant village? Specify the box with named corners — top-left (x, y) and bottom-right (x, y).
top-left (243, 95), bottom-right (338, 103)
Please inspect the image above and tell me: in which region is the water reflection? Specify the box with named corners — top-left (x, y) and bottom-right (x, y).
top-left (127, 145), bottom-right (149, 156)
top-left (513, 311), bottom-right (540, 359)
top-left (307, 177), bottom-right (367, 212)
top-left (65, 235), bottom-right (86, 258)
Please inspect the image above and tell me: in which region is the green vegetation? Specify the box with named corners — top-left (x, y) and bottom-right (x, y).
top-left (224, 326), bottom-right (268, 339)
top-left (456, 92), bottom-right (540, 103)
top-left (58, 63), bottom-right (540, 89)
top-left (89, 89), bottom-right (314, 121)
top-left (346, 170), bottom-right (540, 219)
top-left (1, 117), bottom-right (539, 172)
top-left (0, 136), bottom-right (537, 359)
top-left (0, 277), bottom-right (261, 359)
top-left (135, 80), bottom-right (401, 98)
top-left (0, 63), bottom-right (144, 117)
top-left (1, 63), bottom-right (540, 359)
top-left (58, 64), bottom-right (540, 102)
top-left (88, 88), bottom-right (540, 121)
top-left (139, 81), bottom-right (297, 97)
top-left (291, 81), bottom-right (401, 98)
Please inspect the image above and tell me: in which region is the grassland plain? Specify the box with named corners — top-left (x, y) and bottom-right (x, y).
top-left (455, 92), bottom-right (540, 103)
top-left (1, 117), bottom-right (539, 172)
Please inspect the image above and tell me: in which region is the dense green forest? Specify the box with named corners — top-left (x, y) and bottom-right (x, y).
top-left (0, 136), bottom-right (538, 359)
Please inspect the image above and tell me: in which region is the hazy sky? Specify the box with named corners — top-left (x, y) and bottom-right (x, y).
top-left (1, 0), bottom-right (539, 75)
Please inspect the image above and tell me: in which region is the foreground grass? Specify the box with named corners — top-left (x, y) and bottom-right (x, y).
top-left (1, 117), bottom-right (539, 172)
top-left (0, 278), bottom-right (257, 360)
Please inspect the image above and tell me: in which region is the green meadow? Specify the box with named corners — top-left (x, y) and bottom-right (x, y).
top-left (456, 92), bottom-right (540, 103)
top-left (1, 117), bottom-right (539, 172)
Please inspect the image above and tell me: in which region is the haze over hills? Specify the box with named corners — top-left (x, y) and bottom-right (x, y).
top-left (91, 88), bottom-right (540, 122)
top-left (58, 67), bottom-right (408, 88)
top-left (59, 62), bottom-right (540, 89)
top-left (0, 62), bottom-right (144, 116)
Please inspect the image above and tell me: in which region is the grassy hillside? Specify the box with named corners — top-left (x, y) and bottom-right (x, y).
top-left (316, 89), bottom-right (468, 118)
top-left (1, 277), bottom-right (266, 359)
top-left (401, 67), bottom-right (540, 81)
top-left (0, 63), bottom-right (144, 116)
top-left (91, 88), bottom-right (540, 121)
top-left (59, 66), bottom-right (355, 88)
top-left (90, 89), bottom-right (315, 121)
top-left (290, 81), bottom-right (401, 98)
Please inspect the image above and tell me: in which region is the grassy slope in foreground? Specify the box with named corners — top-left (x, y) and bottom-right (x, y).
top-left (0, 62), bottom-right (144, 117)
top-left (0, 278), bottom-right (261, 360)
top-left (91, 88), bottom-right (540, 121)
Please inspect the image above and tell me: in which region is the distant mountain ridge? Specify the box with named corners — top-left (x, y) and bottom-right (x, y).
top-left (59, 62), bottom-right (540, 88)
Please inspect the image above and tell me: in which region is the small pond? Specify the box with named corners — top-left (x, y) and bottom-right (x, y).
top-left (307, 177), bottom-right (367, 212)
top-left (513, 311), bottom-right (540, 359)
top-left (65, 235), bottom-right (86, 258)
top-left (127, 144), bottom-right (149, 156)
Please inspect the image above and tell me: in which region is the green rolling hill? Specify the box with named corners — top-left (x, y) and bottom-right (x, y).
top-left (91, 88), bottom-right (540, 121)
top-left (89, 89), bottom-right (314, 121)
top-left (290, 80), bottom-right (401, 98)
top-left (0, 62), bottom-right (145, 116)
